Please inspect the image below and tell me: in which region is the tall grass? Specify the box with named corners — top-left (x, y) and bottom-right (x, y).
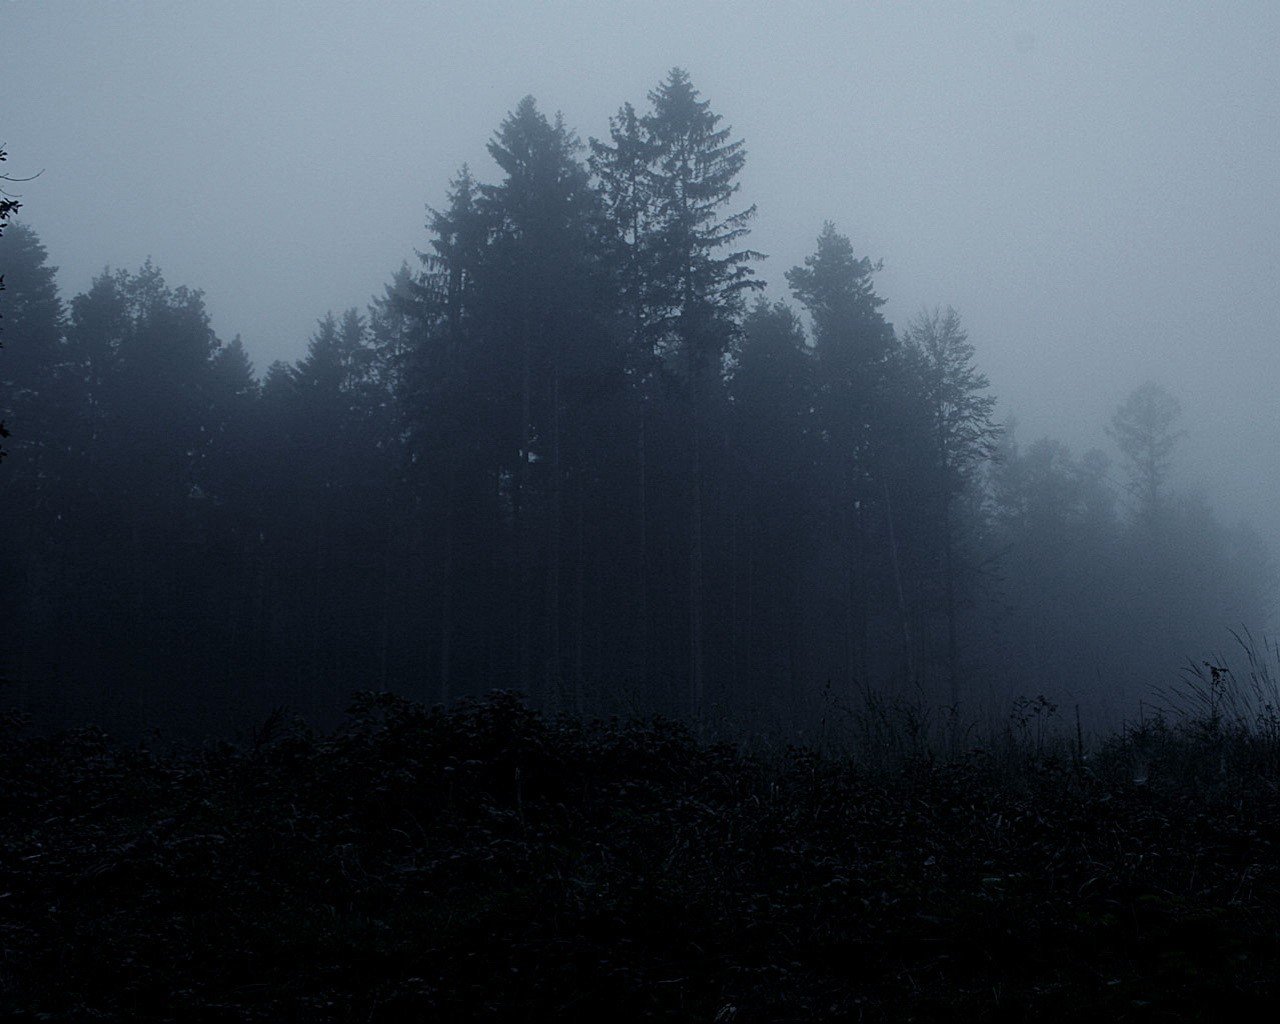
top-left (726, 631), bottom-right (1280, 791)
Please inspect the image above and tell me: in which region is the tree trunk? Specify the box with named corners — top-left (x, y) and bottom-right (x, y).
top-left (883, 480), bottom-right (915, 688)
top-left (637, 397), bottom-right (651, 690)
top-left (516, 320), bottom-right (532, 699)
top-left (546, 359), bottom-right (563, 705)
top-left (841, 468), bottom-right (857, 688)
top-left (439, 470), bottom-right (455, 704)
top-left (690, 387), bottom-right (705, 719)
top-left (574, 470), bottom-right (586, 715)
top-left (942, 491), bottom-right (959, 707)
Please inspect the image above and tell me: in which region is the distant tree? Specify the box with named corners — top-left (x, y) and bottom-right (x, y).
top-left (787, 222), bottom-right (893, 377)
top-left (984, 431), bottom-right (1123, 701)
top-left (1107, 381), bottom-right (1182, 528)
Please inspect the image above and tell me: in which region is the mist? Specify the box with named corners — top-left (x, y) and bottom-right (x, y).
top-left (9, 4), bottom-right (1280, 1018)
top-left (6, 1), bottom-right (1279, 730)
top-left (8, 2), bottom-right (1280, 534)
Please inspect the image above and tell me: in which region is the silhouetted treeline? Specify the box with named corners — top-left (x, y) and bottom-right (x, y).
top-left (1, 71), bottom-right (1273, 732)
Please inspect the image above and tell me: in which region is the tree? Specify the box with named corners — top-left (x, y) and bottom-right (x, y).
top-left (400, 167), bottom-right (489, 702)
top-left (787, 223), bottom-right (894, 688)
top-left (1, 144), bottom-right (41, 461)
top-left (0, 223), bottom-right (63, 461)
top-left (901, 307), bottom-right (1000, 704)
top-left (787, 222), bottom-right (893, 377)
top-left (590, 105), bottom-right (664, 691)
top-left (0, 220), bottom-right (62, 696)
top-left (728, 299), bottom-right (818, 697)
top-left (642, 68), bottom-right (763, 714)
top-left (1107, 381), bottom-right (1182, 528)
top-left (590, 102), bottom-right (662, 367)
top-left (478, 96), bottom-right (607, 703)
top-left (983, 431), bottom-right (1123, 702)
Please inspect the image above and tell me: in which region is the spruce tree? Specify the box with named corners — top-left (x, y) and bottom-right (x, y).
top-left (901, 307), bottom-right (1000, 704)
top-left (787, 223), bottom-right (893, 688)
top-left (642, 68), bottom-right (763, 714)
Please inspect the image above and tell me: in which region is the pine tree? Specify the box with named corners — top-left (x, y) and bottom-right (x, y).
top-left (901, 307), bottom-right (1000, 704)
top-left (0, 223), bottom-right (63, 427)
top-left (642, 68), bottom-right (763, 714)
top-left (787, 223), bottom-right (893, 688)
top-left (400, 166), bottom-right (489, 702)
top-left (0, 221), bottom-right (63, 693)
top-left (729, 299), bottom-right (817, 698)
top-left (477, 96), bottom-right (607, 705)
top-left (590, 103), bottom-right (665, 693)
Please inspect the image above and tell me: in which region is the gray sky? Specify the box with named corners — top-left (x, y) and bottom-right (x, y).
top-left (7, 1), bottom-right (1280, 540)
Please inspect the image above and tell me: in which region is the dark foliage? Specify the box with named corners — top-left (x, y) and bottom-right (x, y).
top-left (2, 693), bottom-right (1279, 1021)
top-left (2, 71), bottom-right (1270, 733)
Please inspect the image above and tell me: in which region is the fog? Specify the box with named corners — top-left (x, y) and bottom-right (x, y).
top-left (4, 2), bottom-right (1280, 731)
top-left (9, 2), bottom-right (1279, 532)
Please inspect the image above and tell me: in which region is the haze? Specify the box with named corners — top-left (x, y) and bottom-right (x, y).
top-left (7, 2), bottom-right (1278, 538)
top-left (9, 8), bottom-right (1280, 1009)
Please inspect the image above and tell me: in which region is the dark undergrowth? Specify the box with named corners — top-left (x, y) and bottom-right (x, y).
top-left (3, 685), bottom-right (1280, 1022)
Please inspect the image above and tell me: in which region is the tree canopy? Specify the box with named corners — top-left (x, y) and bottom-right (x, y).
top-left (0, 73), bottom-right (1270, 734)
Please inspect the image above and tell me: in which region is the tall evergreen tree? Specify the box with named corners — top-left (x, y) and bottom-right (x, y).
top-left (0, 223), bottom-right (62, 429)
top-left (476, 97), bottom-right (611, 704)
top-left (0, 222), bottom-right (63, 692)
top-left (400, 166), bottom-right (489, 701)
top-left (729, 299), bottom-right (817, 699)
top-left (900, 307), bottom-right (1000, 703)
top-left (642, 68), bottom-right (763, 714)
top-left (787, 223), bottom-right (894, 688)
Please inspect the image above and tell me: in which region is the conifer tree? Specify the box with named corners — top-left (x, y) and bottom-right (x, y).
top-left (787, 223), bottom-right (893, 687)
top-left (400, 167), bottom-right (489, 701)
top-left (901, 307), bottom-right (1000, 703)
top-left (729, 299), bottom-right (817, 696)
top-left (590, 102), bottom-right (665, 691)
top-left (642, 68), bottom-right (763, 714)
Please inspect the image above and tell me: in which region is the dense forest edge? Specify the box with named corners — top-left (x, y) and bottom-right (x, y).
top-left (4, 64), bottom-right (1280, 1020)
top-left (4, 683), bottom-right (1280, 1021)
top-left (1, 69), bottom-right (1273, 739)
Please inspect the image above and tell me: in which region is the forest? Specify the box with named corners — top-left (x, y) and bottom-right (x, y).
top-left (7, 65), bottom-right (1280, 1021)
top-left (1, 69), bottom-right (1274, 738)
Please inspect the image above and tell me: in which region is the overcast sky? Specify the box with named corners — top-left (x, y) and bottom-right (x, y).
top-left (7, 1), bottom-right (1280, 540)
